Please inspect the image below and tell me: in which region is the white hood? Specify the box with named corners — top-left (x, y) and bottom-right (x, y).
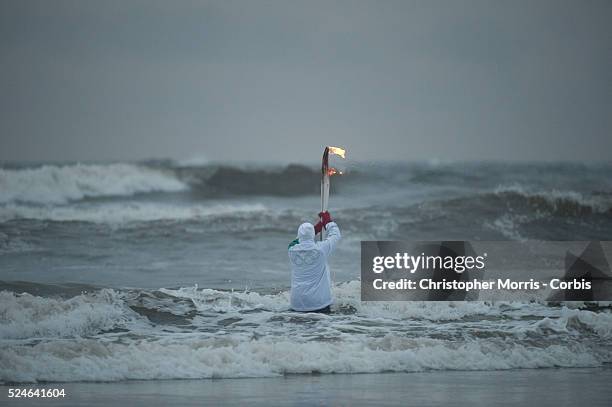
top-left (297, 222), bottom-right (315, 242)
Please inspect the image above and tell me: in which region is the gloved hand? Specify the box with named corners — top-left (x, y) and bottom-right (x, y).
top-left (318, 211), bottom-right (332, 227)
top-left (314, 221), bottom-right (324, 235)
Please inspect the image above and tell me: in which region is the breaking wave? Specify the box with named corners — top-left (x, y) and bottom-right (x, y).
top-left (0, 202), bottom-right (267, 224)
top-left (2, 335), bottom-right (603, 383)
top-left (476, 185), bottom-right (612, 239)
top-left (492, 185), bottom-right (611, 216)
top-left (0, 163), bottom-right (187, 205)
top-left (0, 289), bottom-right (134, 339)
top-left (1, 282), bottom-right (611, 383)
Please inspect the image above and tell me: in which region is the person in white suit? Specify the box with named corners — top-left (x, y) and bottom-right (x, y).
top-left (288, 211), bottom-right (341, 313)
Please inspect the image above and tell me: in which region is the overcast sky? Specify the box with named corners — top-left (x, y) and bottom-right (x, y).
top-left (1, 0), bottom-right (611, 163)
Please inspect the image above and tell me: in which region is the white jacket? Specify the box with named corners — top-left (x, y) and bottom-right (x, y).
top-left (288, 221), bottom-right (341, 311)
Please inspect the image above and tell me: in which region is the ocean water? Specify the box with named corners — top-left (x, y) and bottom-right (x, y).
top-left (1, 160), bottom-right (611, 383)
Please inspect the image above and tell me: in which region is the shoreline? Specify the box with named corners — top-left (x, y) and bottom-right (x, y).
top-left (3, 367), bottom-right (612, 406)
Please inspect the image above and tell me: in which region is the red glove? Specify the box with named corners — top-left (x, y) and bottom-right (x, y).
top-left (318, 211), bottom-right (332, 227)
top-left (314, 221), bottom-right (323, 235)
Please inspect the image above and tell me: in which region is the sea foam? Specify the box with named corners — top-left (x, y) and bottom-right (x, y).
top-left (2, 284), bottom-right (612, 383)
top-left (0, 202), bottom-right (267, 224)
top-left (0, 163), bottom-right (187, 205)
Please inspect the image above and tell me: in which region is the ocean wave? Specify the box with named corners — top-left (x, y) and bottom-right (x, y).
top-left (0, 163), bottom-right (187, 205)
top-left (1, 283), bottom-right (611, 382)
top-left (477, 186), bottom-right (612, 239)
top-left (431, 185), bottom-right (611, 220)
top-left (1, 335), bottom-right (603, 383)
top-left (0, 232), bottom-right (39, 255)
top-left (492, 184), bottom-right (611, 216)
top-left (160, 282), bottom-right (504, 320)
top-left (160, 282), bottom-right (610, 323)
top-left (0, 289), bottom-right (140, 340)
top-left (558, 308), bottom-right (612, 338)
top-left (0, 202), bottom-right (267, 224)
top-left (3, 282), bottom-right (610, 338)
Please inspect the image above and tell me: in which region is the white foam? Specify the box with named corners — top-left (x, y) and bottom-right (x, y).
top-left (484, 213), bottom-right (529, 240)
top-left (0, 202), bottom-right (267, 224)
top-left (159, 286), bottom-right (290, 313)
top-left (558, 307), bottom-right (612, 338)
top-left (0, 163), bottom-right (187, 205)
top-left (0, 333), bottom-right (604, 383)
top-left (2, 284), bottom-right (611, 383)
top-left (160, 282), bottom-right (549, 322)
top-left (0, 290), bottom-right (141, 340)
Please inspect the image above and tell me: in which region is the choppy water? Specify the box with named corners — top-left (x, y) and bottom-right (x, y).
top-left (1, 160), bottom-right (611, 382)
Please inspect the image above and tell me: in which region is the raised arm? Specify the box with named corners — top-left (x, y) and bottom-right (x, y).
top-left (318, 222), bottom-right (341, 258)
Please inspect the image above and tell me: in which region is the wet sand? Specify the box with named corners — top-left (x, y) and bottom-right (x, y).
top-left (2, 367), bottom-right (612, 406)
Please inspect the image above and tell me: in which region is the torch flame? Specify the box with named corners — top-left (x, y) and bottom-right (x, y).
top-left (328, 146), bottom-right (346, 159)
